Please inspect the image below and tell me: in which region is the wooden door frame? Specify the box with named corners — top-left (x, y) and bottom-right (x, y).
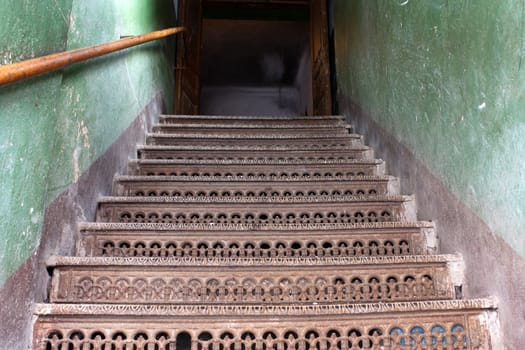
top-left (175, 0), bottom-right (203, 115)
top-left (175, 0), bottom-right (333, 116)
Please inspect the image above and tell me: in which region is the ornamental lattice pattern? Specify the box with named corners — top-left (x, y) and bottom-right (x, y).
top-left (85, 236), bottom-right (416, 258)
top-left (50, 265), bottom-right (453, 303)
top-left (32, 115), bottom-right (497, 349)
top-left (36, 320), bottom-right (479, 350)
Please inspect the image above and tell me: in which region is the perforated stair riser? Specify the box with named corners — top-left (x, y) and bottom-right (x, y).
top-left (34, 300), bottom-right (497, 350)
top-left (158, 114), bottom-right (346, 127)
top-left (48, 255), bottom-right (460, 304)
top-left (129, 160), bottom-right (386, 177)
top-left (32, 114), bottom-right (498, 350)
top-left (95, 195), bottom-right (416, 224)
top-left (76, 222), bottom-right (437, 258)
top-left (112, 176), bottom-right (399, 197)
top-left (146, 135), bottom-right (364, 148)
top-left (137, 147), bottom-right (375, 161)
top-left (151, 125), bottom-right (352, 137)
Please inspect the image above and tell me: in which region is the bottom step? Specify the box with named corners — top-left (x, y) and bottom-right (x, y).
top-left (33, 299), bottom-right (499, 349)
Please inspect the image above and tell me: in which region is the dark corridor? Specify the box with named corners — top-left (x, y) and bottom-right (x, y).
top-left (176, 0), bottom-right (332, 116)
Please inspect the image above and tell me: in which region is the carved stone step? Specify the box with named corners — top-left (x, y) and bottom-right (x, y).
top-left (152, 125), bottom-right (352, 137)
top-left (159, 114), bottom-right (345, 125)
top-left (146, 134), bottom-right (364, 148)
top-left (113, 176), bottom-right (399, 197)
top-left (33, 299), bottom-right (499, 350)
top-left (129, 159), bottom-right (386, 177)
top-left (77, 221), bottom-right (437, 258)
top-left (95, 195), bottom-right (417, 224)
top-left (137, 146), bottom-right (374, 160)
top-left (48, 255), bottom-right (462, 304)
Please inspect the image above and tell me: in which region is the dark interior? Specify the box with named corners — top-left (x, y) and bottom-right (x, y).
top-left (199, 3), bottom-right (312, 115)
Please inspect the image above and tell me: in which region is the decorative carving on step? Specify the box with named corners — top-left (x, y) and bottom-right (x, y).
top-left (51, 264), bottom-right (453, 303)
top-left (139, 169), bottom-right (378, 177)
top-left (138, 149), bottom-right (372, 161)
top-left (135, 157), bottom-right (376, 165)
top-left (34, 304), bottom-right (494, 349)
top-left (119, 184), bottom-right (388, 198)
top-left (88, 236), bottom-right (415, 258)
top-left (37, 322), bottom-right (472, 349)
top-left (147, 136), bottom-right (363, 149)
top-left (132, 161), bottom-right (384, 177)
top-left (115, 209), bottom-right (394, 225)
top-left (31, 114), bottom-right (497, 349)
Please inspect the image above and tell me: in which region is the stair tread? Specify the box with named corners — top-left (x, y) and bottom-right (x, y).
top-left (138, 145), bottom-right (370, 151)
top-left (34, 298), bottom-right (497, 317)
top-left (115, 174), bottom-right (395, 182)
top-left (130, 158), bottom-right (383, 165)
top-left (154, 124), bottom-right (350, 130)
top-left (47, 254), bottom-right (459, 268)
top-left (147, 132), bottom-right (361, 139)
top-left (145, 143), bottom-right (363, 150)
top-left (154, 123), bottom-right (346, 129)
top-left (79, 220), bottom-right (435, 231)
top-left (97, 194), bottom-right (413, 204)
top-left (160, 114), bottom-right (345, 120)
top-left (152, 129), bottom-right (352, 138)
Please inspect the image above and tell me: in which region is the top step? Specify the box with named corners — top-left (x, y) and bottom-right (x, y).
top-left (160, 114), bottom-right (345, 123)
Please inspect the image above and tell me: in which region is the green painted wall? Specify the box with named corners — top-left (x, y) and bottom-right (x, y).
top-left (0, 0), bottom-right (176, 285)
top-left (333, 0), bottom-right (525, 257)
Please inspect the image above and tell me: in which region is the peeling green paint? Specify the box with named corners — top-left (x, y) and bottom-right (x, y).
top-left (0, 0), bottom-right (176, 285)
top-left (334, 0), bottom-right (525, 256)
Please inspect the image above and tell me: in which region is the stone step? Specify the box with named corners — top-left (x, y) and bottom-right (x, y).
top-left (47, 255), bottom-right (462, 304)
top-left (129, 159), bottom-right (386, 177)
top-left (146, 134), bottom-right (364, 148)
top-left (113, 175), bottom-right (399, 197)
top-left (155, 121), bottom-right (345, 129)
top-left (95, 195), bottom-right (417, 224)
top-left (33, 299), bottom-right (498, 350)
top-left (152, 125), bottom-right (352, 137)
top-left (137, 146), bottom-right (374, 160)
top-left (147, 131), bottom-right (361, 140)
top-left (77, 221), bottom-right (437, 258)
top-left (159, 114), bottom-right (345, 125)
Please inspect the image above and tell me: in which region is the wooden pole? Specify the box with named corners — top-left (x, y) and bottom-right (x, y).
top-left (0, 27), bottom-right (185, 86)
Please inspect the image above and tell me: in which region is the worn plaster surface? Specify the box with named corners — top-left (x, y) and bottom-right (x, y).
top-left (334, 0), bottom-right (525, 257)
top-left (0, 0), bottom-right (176, 286)
top-left (333, 1), bottom-right (525, 347)
top-left (0, 94), bottom-right (164, 349)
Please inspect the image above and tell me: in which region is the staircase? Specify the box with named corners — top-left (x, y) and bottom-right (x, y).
top-left (33, 115), bottom-right (499, 349)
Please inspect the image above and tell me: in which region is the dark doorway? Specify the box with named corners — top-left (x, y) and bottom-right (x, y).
top-left (175, 0), bottom-right (332, 116)
top-left (200, 2), bottom-right (311, 115)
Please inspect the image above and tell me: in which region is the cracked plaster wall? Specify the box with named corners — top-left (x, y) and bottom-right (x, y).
top-left (333, 1), bottom-right (525, 348)
top-left (0, 0), bottom-right (176, 286)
